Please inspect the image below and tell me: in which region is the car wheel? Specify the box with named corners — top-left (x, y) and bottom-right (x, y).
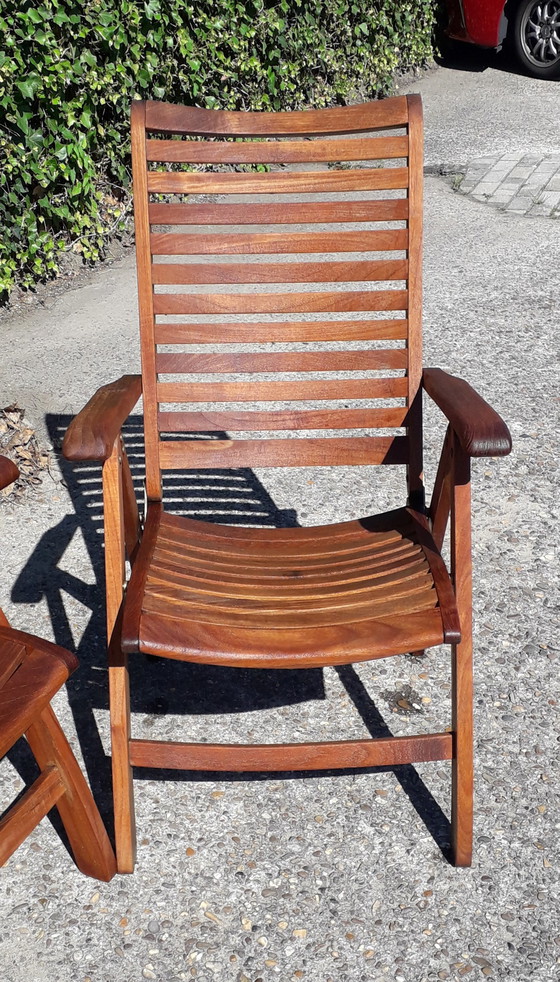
top-left (513, 0), bottom-right (560, 78)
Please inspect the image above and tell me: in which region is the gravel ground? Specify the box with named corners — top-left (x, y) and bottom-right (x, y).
top-left (1, 59), bottom-right (560, 982)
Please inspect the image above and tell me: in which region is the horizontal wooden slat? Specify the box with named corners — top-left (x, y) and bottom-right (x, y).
top-left (157, 377), bottom-right (408, 404)
top-left (155, 349), bottom-right (407, 374)
top-left (151, 259), bottom-right (408, 285)
top-left (158, 407), bottom-right (408, 432)
top-left (154, 319), bottom-right (409, 344)
top-left (152, 289), bottom-right (408, 316)
top-left (151, 229), bottom-right (408, 256)
top-left (148, 199), bottom-right (409, 226)
top-left (144, 97), bottom-right (409, 136)
top-left (129, 732), bottom-right (452, 771)
top-left (147, 167), bottom-right (409, 194)
top-left (146, 134), bottom-right (409, 163)
top-left (159, 436), bottom-right (408, 468)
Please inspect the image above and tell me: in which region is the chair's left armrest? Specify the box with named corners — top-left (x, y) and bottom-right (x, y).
top-left (423, 368), bottom-right (512, 458)
top-left (62, 375), bottom-right (142, 462)
top-left (0, 456), bottom-right (19, 491)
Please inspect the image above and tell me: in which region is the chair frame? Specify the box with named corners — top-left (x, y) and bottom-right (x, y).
top-left (63, 96), bottom-right (511, 873)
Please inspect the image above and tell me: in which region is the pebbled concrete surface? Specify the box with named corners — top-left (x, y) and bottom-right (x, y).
top-left (1, 56), bottom-right (560, 982)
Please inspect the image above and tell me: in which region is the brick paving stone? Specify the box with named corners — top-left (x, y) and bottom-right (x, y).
top-left (458, 152), bottom-right (560, 218)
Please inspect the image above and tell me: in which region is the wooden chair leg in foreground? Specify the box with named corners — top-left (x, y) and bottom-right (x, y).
top-left (0, 624), bottom-right (116, 881)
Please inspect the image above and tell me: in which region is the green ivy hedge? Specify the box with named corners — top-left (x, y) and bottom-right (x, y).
top-left (0, 0), bottom-right (436, 297)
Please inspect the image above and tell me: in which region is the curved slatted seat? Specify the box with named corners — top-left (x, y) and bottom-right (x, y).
top-left (122, 506), bottom-right (458, 667)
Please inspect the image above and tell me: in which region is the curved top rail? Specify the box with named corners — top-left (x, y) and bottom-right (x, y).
top-left (138, 95), bottom-right (410, 137)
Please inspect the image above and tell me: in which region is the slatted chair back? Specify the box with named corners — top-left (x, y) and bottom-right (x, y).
top-left (131, 96), bottom-right (423, 506)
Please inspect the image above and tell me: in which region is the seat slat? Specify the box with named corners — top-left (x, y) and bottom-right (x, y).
top-left (146, 134), bottom-right (409, 163)
top-left (144, 96), bottom-right (409, 136)
top-left (158, 407), bottom-right (408, 432)
top-left (146, 555), bottom-right (428, 600)
top-left (158, 435), bottom-right (409, 469)
top-left (155, 349), bottom-right (407, 375)
top-left (153, 290), bottom-right (407, 316)
top-left (148, 548), bottom-right (423, 588)
top-left (157, 377), bottom-right (408, 404)
top-left (147, 167), bottom-right (409, 194)
top-left (148, 199), bottom-right (409, 226)
top-left (136, 606), bottom-right (446, 666)
top-left (151, 259), bottom-right (408, 285)
top-left (142, 579), bottom-right (435, 626)
top-left (151, 229), bottom-right (408, 256)
top-left (154, 320), bottom-right (409, 344)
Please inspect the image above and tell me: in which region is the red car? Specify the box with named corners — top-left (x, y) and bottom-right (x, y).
top-left (446, 0), bottom-right (560, 79)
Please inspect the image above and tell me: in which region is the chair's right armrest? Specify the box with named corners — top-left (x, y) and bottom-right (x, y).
top-left (62, 375), bottom-right (142, 462)
top-left (0, 456), bottom-right (19, 491)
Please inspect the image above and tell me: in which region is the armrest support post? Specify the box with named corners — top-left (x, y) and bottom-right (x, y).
top-left (102, 440), bottom-right (126, 646)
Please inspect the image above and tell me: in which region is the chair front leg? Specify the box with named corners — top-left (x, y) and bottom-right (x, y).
top-left (450, 433), bottom-right (474, 867)
top-left (102, 438), bottom-right (137, 872)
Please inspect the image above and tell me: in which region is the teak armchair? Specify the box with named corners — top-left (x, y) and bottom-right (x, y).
top-left (63, 95), bottom-right (511, 873)
top-left (0, 458), bottom-right (116, 881)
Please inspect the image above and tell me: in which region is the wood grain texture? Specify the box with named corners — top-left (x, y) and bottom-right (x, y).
top-left (132, 98), bottom-right (162, 499)
top-left (146, 134), bottom-right (409, 163)
top-left (151, 259), bottom-right (408, 284)
top-left (158, 435), bottom-right (408, 469)
top-left (149, 199), bottom-right (409, 226)
top-left (405, 94), bottom-right (424, 509)
top-left (450, 436), bottom-right (474, 867)
top-left (152, 289), bottom-right (407, 316)
top-left (423, 368), bottom-right (512, 457)
top-left (102, 441), bottom-right (126, 648)
top-left (26, 705), bottom-right (116, 881)
top-left (151, 229), bottom-right (408, 256)
top-left (147, 167), bottom-right (409, 194)
top-left (121, 506), bottom-right (455, 667)
top-left (158, 407), bottom-right (408, 432)
top-left (129, 732), bottom-right (452, 771)
top-left (109, 621), bottom-right (136, 874)
top-left (63, 375), bottom-right (142, 462)
top-left (157, 377), bottom-right (408, 404)
top-left (155, 349), bottom-right (407, 375)
top-left (154, 319), bottom-right (408, 344)
top-left (144, 96), bottom-right (409, 136)
top-left (0, 766), bottom-right (65, 866)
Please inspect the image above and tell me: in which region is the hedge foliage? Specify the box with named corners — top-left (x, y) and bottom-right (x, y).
top-left (0, 0), bottom-right (436, 297)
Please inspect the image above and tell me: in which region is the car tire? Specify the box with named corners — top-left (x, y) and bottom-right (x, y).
top-left (512, 0), bottom-right (560, 79)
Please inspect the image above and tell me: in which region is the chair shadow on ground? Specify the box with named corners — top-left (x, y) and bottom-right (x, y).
top-left (8, 412), bottom-right (452, 861)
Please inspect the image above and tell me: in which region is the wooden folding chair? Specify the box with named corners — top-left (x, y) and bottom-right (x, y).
top-left (63, 95), bottom-right (511, 872)
top-left (0, 459), bottom-right (115, 880)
